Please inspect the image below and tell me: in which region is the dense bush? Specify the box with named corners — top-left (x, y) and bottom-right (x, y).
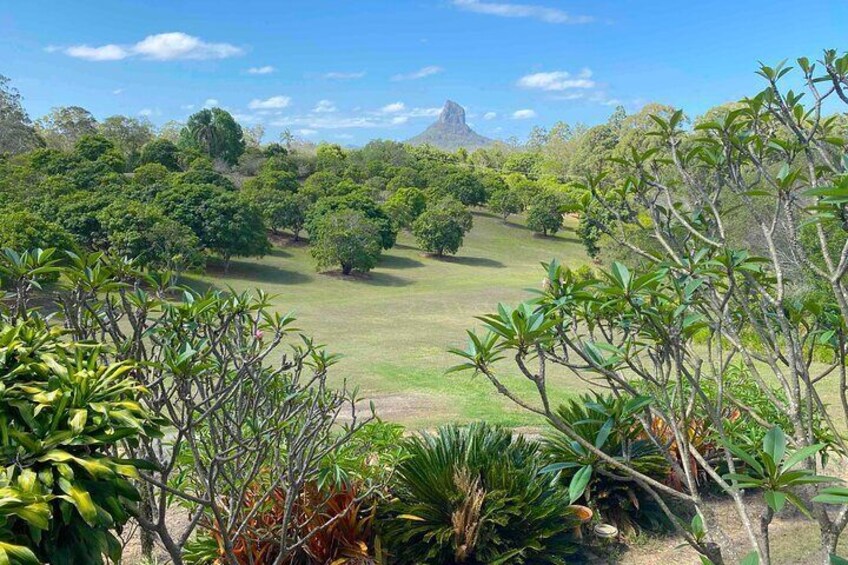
top-left (380, 423), bottom-right (582, 564)
top-left (0, 319), bottom-right (162, 564)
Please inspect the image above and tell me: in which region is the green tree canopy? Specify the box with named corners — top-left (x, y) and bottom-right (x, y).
top-left (412, 197), bottom-right (473, 256)
top-left (179, 108), bottom-right (246, 166)
top-left (310, 208), bottom-right (382, 275)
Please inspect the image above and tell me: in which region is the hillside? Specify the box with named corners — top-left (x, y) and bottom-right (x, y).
top-left (407, 100), bottom-right (494, 151)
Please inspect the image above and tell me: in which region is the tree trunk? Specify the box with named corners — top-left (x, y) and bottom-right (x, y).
top-left (138, 482), bottom-right (156, 559)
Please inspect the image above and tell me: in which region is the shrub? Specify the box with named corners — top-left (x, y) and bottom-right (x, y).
top-left (310, 208), bottom-right (383, 275)
top-left (380, 423), bottom-right (582, 564)
top-left (542, 394), bottom-right (671, 535)
top-left (412, 197), bottom-right (473, 256)
top-left (0, 319), bottom-right (162, 564)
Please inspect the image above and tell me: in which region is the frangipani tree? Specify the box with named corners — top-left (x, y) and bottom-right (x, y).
top-left (452, 50), bottom-right (848, 565)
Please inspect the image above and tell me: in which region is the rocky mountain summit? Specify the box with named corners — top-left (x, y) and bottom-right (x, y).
top-left (407, 100), bottom-right (494, 151)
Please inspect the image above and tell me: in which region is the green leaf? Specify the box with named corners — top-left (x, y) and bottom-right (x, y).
top-left (782, 443), bottom-right (824, 471)
top-left (594, 418), bottom-right (614, 449)
top-left (740, 550), bottom-right (760, 565)
top-left (0, 543), bottom-right (39, 565)
top-left (764, 490), bottom-right (786, 513)
top-left (569, 465), bottom-right (593, 504)
top-left (830, 554), bottom-right (848, 565)
top-left (763, 427), bottom-right (786, 464)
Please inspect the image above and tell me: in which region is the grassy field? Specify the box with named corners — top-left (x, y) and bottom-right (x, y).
top-left (188, 211), bottom-right (592, 428)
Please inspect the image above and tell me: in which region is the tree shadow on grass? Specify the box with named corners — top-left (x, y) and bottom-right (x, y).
top-left (205, 259), bottom-right (312, 286)
top-left (379, 254), bottom-right (424, 270)
top-left (434, 255), bottom-right (506, 268)
top-left (319, 270), bottom-right (413, 287)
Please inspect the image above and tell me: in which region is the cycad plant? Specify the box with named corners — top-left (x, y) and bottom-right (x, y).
top-left (380, 423), bottom-right (581, 564)
top-left (0, 319), bottom-right (163, 564)
top-left (542, 393), bottom-right (671, 536)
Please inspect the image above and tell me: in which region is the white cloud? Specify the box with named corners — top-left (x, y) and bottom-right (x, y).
top-left (380, 101), bottom-right (406, 113)
top-left (512, 109), bottom-right (537, 119)
top-left (452, 0), bottom-right (592, 24)
top-left (297, 129), bottom-right (318, 136)
top-left (322, 71), bottom-right (366, 79)
top-left (517, 69), bottom-right (595, 91)
top-left (247, 65), bottom-right (275, 75)
top-left (59, 32), bottom-right (243, 62)
top-left (66, 44), bottom-right (129, 61)
top-left (248, 95), bottom-right (291, 110)
top-left (483, 111), bottom-right (497, 120)
top-left (112, 88), bottom-right (124, 95)
top-left (271, 102), bottom-right (440, 130)
top-left (313, 99), bottom-right (337, 113)
top-left (138, 108), bottom-right (161, 117)
top-left (203, 98), bottom-right (219, 108)
top-left (391, 65), bottom-right (443, 81)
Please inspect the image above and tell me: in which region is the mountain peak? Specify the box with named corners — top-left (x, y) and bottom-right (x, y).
top-left (407, 100), bottom-right (493, 151)
top-left (438, 100), bottom-right (466, 127)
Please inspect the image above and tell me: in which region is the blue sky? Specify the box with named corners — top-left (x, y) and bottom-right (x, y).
top-left (1, 0), bottom-right (846, 145)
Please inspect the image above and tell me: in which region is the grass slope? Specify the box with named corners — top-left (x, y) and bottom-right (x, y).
top-left (190, 211), bottom-right (591, 428)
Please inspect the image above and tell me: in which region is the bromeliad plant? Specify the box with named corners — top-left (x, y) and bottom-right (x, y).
top-left (541, 393), bottom-right (671, 535)
top-left (0, 318), bottom-right (162, 564)
top-left (380, 423), bottom-right (582, 565)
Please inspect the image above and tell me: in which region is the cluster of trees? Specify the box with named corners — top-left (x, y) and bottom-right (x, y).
top-left (1, 71), bottom-right (586, 278)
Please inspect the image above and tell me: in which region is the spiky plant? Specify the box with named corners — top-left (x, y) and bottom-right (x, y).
top-left (542, 393), bottom-right (671, 536)
top-left (380, 423), bottom-right (581, 564)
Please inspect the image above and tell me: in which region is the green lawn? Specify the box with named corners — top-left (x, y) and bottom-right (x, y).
top-left (187, 211), bottom-right (592, 428)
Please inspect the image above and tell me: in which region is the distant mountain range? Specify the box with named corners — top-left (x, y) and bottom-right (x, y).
top-left (407, 100), bottom-right (494, 151)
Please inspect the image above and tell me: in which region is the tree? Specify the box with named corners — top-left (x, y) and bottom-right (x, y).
top-left (412, 197), bottom-right (473, 256)
top-left (98, 115), bottom-right (154, 165)
top-left (451, 51), bottom-right (848, 565)
top-left (99, 200), bottom-right (202, 270)
top-left (269, 192), bottom-right (310, 240)
top-left (36, 106), bottom-right (98, 151)
top-left (139, 138), bottom-right (181, 170)
top-left (156, 184), bottom-right (270, 269)
top-left (384, 186), bottom-right (427, 229)
top-left (179, 108), bottom-right (245, 166)
top-left (0, 209), bottom-right (76, 252)
top-left (307, 191), bottom-right (397, 249)
top-left (0, 74), bottom-right (42, 154)
top-left (525, 191), bottom-right (563, 236)
top-left (488, 188), bottom-right (523, 221)
top-left (310, 209), bottom-right (382, 275)
top-left (429, 168), bottom-right (487, 206)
